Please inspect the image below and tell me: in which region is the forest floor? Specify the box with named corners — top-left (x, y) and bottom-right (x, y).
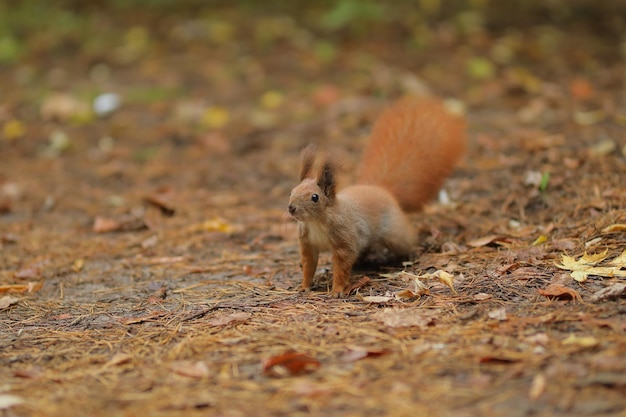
top-left (1, 3), bottom-right (625, 417)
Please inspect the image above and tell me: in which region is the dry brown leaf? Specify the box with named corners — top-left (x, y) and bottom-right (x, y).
top-left (146, 286), bottom-right (167, 304)
top-left (207, 311), bottom-right (251, 326)
top-left (170, 361), bottom-right (210, 379)
top-left (342, 346), bottom-right (390, 362)
top-left (0, 295), bottom-right (19, 309)
top-left (395, 278), bottom-right (430, 300)
top-left (262, 352), bottom-right (320, 377)
top-left (0, 282), bottom-right (43, 294)
top-left (473, 293), bottom-right (492, 301)
top-left (467, 234), bottom-right (504, 247)
top-left (487, 307), bottom-right (507, 321)
top-left (143, 188), bottom-right (177, 216)
top-left (359, 295), bottom-right (393, 304)
top-left (349, 276), bottom-right (371, 292)
top-left (373, 308), bottom-right (436, 329)
top-left (537, 284), bottom-right (582, 302)
top-left (14, 267), bottom-right (41, 280)
top-left (0, 395), bottom-right (24, 410)
top-left (569, 77), bottom-right (594, 101)
top-left (93, 214), bottom-right (146, 233)
top-left (93, 216), bottom-right (121, 233)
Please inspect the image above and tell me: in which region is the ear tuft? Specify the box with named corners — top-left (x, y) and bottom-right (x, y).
top-left (317, 159), bottom-right (336, 199)
top-left (300, 144), bottom-right (317, 180)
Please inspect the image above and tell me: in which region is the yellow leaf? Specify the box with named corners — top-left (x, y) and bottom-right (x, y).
top-left (561, 334), bottom-right (599, 348)
top-left (73, 258), bottom-right (85, 273)
top-left (555, 251), bottom-right (626, 282)
top-left (202, 106), bottom-right (230, 129)
top-left (433, 270), bottom-right (457, 295)
top-left (200, 218), bottom-right (233, 233)
top-left (608, 250), bottom-right (626, 267)
top-left (2, 119), bottom-right (25, 141)
top-left (580, 249), bottom-right (609, 265)
top-left (532, 235), bottom-right (548, 246)
top-left (260, 91), bottom-right (284, 109)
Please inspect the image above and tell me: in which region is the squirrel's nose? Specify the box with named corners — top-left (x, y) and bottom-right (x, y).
top-left (288, 204), bottom-right (296, 215)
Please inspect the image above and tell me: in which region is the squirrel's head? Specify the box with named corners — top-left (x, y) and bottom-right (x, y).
top-left (288, 145), bottom-right (336, 222)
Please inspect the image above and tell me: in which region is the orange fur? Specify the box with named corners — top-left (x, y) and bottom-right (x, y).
top-left (357, 97), bottom-right (466, 212)
top-left (288, 97), bottom-right (466, 297)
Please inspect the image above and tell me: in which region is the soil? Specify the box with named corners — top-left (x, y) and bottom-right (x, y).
top-left (1, 3), bottom-right (625, 417)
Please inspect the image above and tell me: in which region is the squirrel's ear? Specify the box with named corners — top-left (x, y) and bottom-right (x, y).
top-left (300, 144), bottom-right (316, 180)
top-left (317, 160), bottom-right (336, 199)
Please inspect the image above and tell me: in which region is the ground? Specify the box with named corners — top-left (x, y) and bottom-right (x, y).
top-left (1, 2), bottom-right (625, 417)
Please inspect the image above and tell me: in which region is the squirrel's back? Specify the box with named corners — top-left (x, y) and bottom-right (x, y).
top-left (356, 97), bottom-right (467, 212)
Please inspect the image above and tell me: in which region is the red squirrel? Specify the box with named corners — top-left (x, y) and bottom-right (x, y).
top-left (288, 97), bottom-right (467, 297)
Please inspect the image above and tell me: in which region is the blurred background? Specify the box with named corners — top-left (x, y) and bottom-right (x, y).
top-left (0, 0), bottom-right (624, 219)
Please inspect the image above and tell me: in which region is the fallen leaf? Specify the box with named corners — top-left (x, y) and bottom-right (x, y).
top-left (93, 214), bottom-right (146, 233)
top-left (0, 295), bottom-right (18, 309)
top-left (589, 138), bottom-right (616, 157)
top-left (263, 352), bottom-right (320, 377)
top-left (207, 311), bottom-right (251, 326)
top-left (188, 218), bottom-right (234, 233)
top-left (72, 258), bottom-right (85, 272)
top-left (537, 284), bottom-right (582, 302)
top-left (0, 282), bottom-right (43, 293)
top-left (143, 188), bottom-right (176, 216)
top-left (555, 250), bottom-right (626, 282)
top-left (562, 334), bottom-right (599, 348)
top-left (93, 216), bottom-right (121, 233)
top-left (401, 271), bottom-right (456, 295)
top-left (0, 394), bottom-right (24, 410)
top-left (202, 106), bottom-right (230, 129)
top-left (359, 295), bottom-right (393, 304)
top-left (341, 346), bottom-right (390, 362)
top-left (473, 293), bottom-right (492, 301)
top-left (349, 276), bottom-right (371, 292)
top-left (467, 235), bottom-right (505, 247)
top-left (432, 270), bottom-right (457, 295)
top-left (488, 307), bottom-right (507, 321)
top-left (170, 361), bottom-right (210, 379)
top-left (608, 250), bottom-right (626, 266)
top-left (574, 109), bottom-right (605, 126)
top-left (569, 77), bottom-right (594, 100)
top-left (373, 308), bottom-right (436, 329)
top-left (146, 286), bottom-right (167, 304)
top-left (14, 267), bottom-right (41, 280)
top-left (396, 278), bottom-right (430, 299)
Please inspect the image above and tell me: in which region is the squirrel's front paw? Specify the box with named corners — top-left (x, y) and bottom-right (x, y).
top-left (298, 284), bottom-right (312, 294)
top-left (330, 286), bottom-right (349, 298)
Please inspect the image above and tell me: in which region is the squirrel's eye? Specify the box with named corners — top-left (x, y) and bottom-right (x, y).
top-left (311, 193), bottom-right (319, 202)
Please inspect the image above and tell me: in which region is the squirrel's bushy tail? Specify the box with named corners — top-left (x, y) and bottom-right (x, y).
top-left (357, 97), bottom-right (467, 212)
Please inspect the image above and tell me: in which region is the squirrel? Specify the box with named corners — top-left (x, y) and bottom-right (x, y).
top-left (287, 97), bottom-right (467, 297)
